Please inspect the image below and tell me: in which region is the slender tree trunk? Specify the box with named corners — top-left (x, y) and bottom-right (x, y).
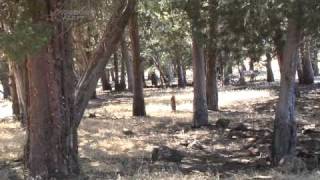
top-left (176, 58), bottom-right (186, 88)
top-left (129, 8), bottom-right (146, 116)
top-left (8, 63), bottom-right (20, 119)
top-left (272, 19), bottom-right (300, 165)
top-left (189, 0), bottom-right (208, 127)
top-left (301, 40), bottom-right (314, 84)
top-left (120, 51), bottom-right (127, 90)
top-left (224, 62), bottom-right (232, 85)
top-left (206, 0), bottom-right (219, 111)
top-left (113, 52), bottom-right (121, 91)
top-left (0, 62), bottom-right (11, 99)
top-left (121, 39), bottom-right (134, 91)
top-left (297, 51), bottom-right (304, 84)
top-left (266, 53), bottom-right (275, 82)
top-left (101, 70), bottom-right (112, 91)
top-left (311, 44), bottom-right (319, 76)
top-left (239, 63), bottom-right (246, 85)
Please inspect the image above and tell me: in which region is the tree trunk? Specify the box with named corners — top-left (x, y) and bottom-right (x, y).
top-left (121, 39), bottom-right (134, 91)
top-left (266, 53), bottom-right (275, 82)
top-left (224, 62), bottom-right (232, 85)
top-left (189, 0), bottom-right (208, 127)
top-left (129, 8), bottom-right (146, 116)
top-left (113, 52), bottom-right (121, 91)
top-left (24, 0), bottom-right (136, 178)
top-left (239, 63), bottom-right (246, 85)
top-left (311, 44), bottom-right (319, 76)
top-left (297, 51), bottom-right (304, 84)
top-left (272, 19), bottom-right (300, 165)
top-left (206, 0), bottom-right (219, 111)
top-left (301, 40), bottom-right (314, 84)
top-left (120, 50), bottom-right (127, 90)
top-left (0, 61), bottom-right (11, 99)
top-left (8, 63), bottom-right (20, 119)
top-left (176, 58), bottom-right (186, 88)
top-left (101, 70), bottom-right (112, 91)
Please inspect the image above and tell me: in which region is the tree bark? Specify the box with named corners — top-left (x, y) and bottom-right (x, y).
top-left (113, 52), bottom-right (121, 91)
top-left (121, 39), bottom-right (134, 92)
top-left (301, 40), bottom-right (314, 84)
top-left (24, 0), bottom-right (136, 178)
top-left (176, 58), bottom-right (186, 88)
top-left (272, 19), bottom-right (300, 165)
top-left (206, 0), bottom-right (219, 111)
top-left (129, 7), bottom-right (146, 116)
top-left (0, 61), bottom-right (11, 99)
top-left (266, 53), bottom-right (275, 82)
top-left (189, 0), bottom-right (208, 127)
top-left (101, 70), bottom-right (112, 91)
top-left (8, 63), bottom-right (20, 119)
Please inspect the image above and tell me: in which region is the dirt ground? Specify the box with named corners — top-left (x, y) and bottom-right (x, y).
top-left (1, 82), bottom-right (320, 180)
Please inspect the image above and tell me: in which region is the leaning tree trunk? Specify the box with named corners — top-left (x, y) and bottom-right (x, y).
top-left (24, 0), bottom-right (136, 179)
top-left (301, 40), bottom-right (314, 84)
top-left (189, 0), bottom-right (208, 127)
top-left (121, 38), bottom-right (134, 91)
top-left (129, 7), bottom-right (146, 116)
top-left (266, 53), bottom-right (275, 82)
top-left (206, 0), bottom-right (219, 111)
top-left (272, 19), bottom-right (300, 165)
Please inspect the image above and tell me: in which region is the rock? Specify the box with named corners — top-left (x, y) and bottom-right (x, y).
top-left (122, 128), bottom-right (134, 136)
top-left (233, 123), bottom-right (248, 131)
top-left (216, 118), bottom-right (231, 129)
top-left (151, 146), bottom-right (184, 162)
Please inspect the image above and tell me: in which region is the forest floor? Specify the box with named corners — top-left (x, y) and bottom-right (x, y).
top-left (1, 81), bottom-right (320, 180)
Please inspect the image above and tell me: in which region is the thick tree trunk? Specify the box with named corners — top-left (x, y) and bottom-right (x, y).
top-left (121, 39), bottom-right (133, 91)
top-left (129, 8), bottom-right (146, 116)
top-left (266, 53), bottom-right (275, 82)
top-left (24, 0), bottom-right (136, 178)
top-left (0, 62), bottom-right (11, 99)
top-left (189, 0), bottom-right (208, 127)
top-left (206, 0), bottom-right (219, 111)
top-left (272, 20), bottom-right (300, 165)
top-left (301, 40), bottom-right (314, 84)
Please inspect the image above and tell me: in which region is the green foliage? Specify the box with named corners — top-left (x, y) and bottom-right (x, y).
top-left (0, 22), bottom-right (52, 61)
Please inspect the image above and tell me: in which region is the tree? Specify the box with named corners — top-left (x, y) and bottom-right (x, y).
top-left (206, 0), bottom-right (219, 111)
top-left (272, 19), bottom-right (300, 165)
top-left (129, 5), bottom-right (146, 116)
top-left (188, 0), bottom-right (208, 127)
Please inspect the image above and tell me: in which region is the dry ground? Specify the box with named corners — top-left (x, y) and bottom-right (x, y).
top-left (1, 82), bottom-right (320, 180)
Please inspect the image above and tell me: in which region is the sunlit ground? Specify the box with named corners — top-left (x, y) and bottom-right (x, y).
top-left (1, 61), bottom-right (320, 179)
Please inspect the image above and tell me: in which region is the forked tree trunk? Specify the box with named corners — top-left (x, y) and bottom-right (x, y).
top-left (129, 8), bottom-right (146, 116)
top-left (272, 19), bottom-right (300, 165)
top-left (189, 0), bottom-right (208, 127)
top-left (121, 39), bottom-right (133, 91)
top-left (206, 0), bottom-right (219, 111)
top-left (266, 53), bottom-right (275, 82)
top-left (24, 0), bottom-right (136, 179)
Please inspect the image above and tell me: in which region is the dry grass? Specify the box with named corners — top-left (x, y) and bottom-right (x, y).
top-left (0, 84), bottom-right (320, 179)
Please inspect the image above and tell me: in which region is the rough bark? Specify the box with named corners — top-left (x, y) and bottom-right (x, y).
top-left (24, 0), bottom-right (136, 178)
top-left (272, 19), bottom-right (300, 165)
top-left (266, 53), bottom-right (275, 82)
top-left (189, 0), bottom-right (208, 127)
top-left (206, 0), bottom-right (219, 111)
top-left (129, 7), bottom-right (146, 116)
